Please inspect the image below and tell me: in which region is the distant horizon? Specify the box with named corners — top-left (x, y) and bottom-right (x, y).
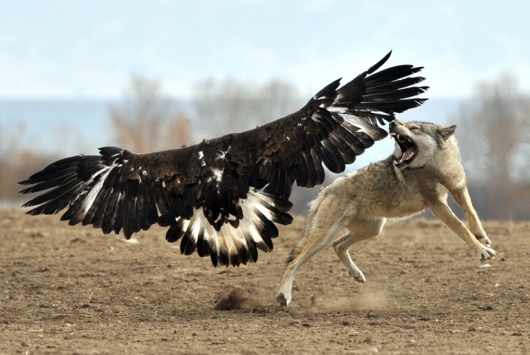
top-left (0, 95), bottom-right (470, 102)
top-left (0, 98), bottom-right (465, 170)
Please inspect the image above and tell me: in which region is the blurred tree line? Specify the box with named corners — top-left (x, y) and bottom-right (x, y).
top-left (1, 74), bottom-right (529, 219)
top-left (0, 124), bottom-right (61, 204)
top-left (109, 75), bottom-right (195, 153)
top-left (455, 75), bottom-right (530, 219)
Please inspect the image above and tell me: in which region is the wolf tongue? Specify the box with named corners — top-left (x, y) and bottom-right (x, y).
top-left (401, 147), bottom-right (415, 162)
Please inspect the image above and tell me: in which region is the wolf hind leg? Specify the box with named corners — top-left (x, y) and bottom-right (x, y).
top-left (276, 196), bottom-right (352, 306)
top-left (332, 218), bottom-right (386, 283)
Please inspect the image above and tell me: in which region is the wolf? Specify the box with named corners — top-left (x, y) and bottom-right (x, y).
top-left (276, 119), bottom-right (497, 306)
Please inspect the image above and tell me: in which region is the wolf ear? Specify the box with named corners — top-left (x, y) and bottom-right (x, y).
top-left (438, 125), bottom-right (456, 141)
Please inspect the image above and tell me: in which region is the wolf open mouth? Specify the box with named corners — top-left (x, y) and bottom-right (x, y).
top-left (391, 132), bottom-right (418, 168)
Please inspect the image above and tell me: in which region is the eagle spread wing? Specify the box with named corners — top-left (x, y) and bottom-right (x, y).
top-left (20, 51), bottom-right (428, 267)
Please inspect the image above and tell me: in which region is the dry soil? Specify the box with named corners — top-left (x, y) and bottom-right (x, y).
top-left (1, 209), bottom-right (529, 354)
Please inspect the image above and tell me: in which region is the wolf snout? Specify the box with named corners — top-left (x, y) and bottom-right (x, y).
top-left (389, 119), bottom-right (404, 129)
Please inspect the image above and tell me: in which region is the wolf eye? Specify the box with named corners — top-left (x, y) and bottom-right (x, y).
top-left (410, 126), bottom-right (421, 132)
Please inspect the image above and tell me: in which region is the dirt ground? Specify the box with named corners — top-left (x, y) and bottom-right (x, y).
top-left (1, 208), bottom-right (529, 354)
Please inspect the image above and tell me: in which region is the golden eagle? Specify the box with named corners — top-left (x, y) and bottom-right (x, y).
top-left (20, 51), bottom-right (428, 267)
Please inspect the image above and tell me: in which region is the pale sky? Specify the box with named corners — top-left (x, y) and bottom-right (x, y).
top-left (1, 0), bottom-right (529, 100)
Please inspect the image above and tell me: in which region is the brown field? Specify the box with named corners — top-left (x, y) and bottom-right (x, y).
top-left (1, 208), bottom-right (529, 354)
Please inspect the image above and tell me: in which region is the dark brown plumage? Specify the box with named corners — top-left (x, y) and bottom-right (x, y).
top-left (19, 51), bottom-right (428, 267)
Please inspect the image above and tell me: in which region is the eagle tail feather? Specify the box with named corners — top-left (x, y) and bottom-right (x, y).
top-left (166, 191), bottom-right (292, 267)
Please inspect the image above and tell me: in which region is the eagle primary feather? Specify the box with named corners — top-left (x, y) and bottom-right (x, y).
top-left (19, 51), bottom-right (428, 267)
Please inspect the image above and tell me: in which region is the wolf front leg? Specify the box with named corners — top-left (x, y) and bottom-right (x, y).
top-left (449, 183), bottom-right (492, 247)
top-left (426, 198), bottom-right (496, 262)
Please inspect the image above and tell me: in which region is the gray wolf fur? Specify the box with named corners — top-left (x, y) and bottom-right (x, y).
top-left (277, 119), bottom-right (496, 306)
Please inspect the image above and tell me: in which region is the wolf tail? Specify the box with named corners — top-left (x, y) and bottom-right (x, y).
top-left (286, 229), bottom-right (310, 264)
top-left (285, 188), bottom-right (330, 264)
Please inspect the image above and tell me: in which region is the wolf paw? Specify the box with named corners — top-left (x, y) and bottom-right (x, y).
top-left (475, 234), bottom-right (492, 247)
top-left (276, 292), bottom-right (291, 307)
top-left (478, 247), bottom-right (497, 263)
top-left (348, 270), bottom-right (366, 283)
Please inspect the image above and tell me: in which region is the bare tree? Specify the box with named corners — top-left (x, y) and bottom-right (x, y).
top-left (0, 123), bottom-right (59, 203)
top-left (455, 74), bottom-right (530, 219)
top-left (192, 77), bottom-right (317, 213)
top-left (0, 122), bottom-right (23, 201)
top-left (193, 77), bottom-right (302, 137)
top-left (110, 75), bottom-right (194, 153)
